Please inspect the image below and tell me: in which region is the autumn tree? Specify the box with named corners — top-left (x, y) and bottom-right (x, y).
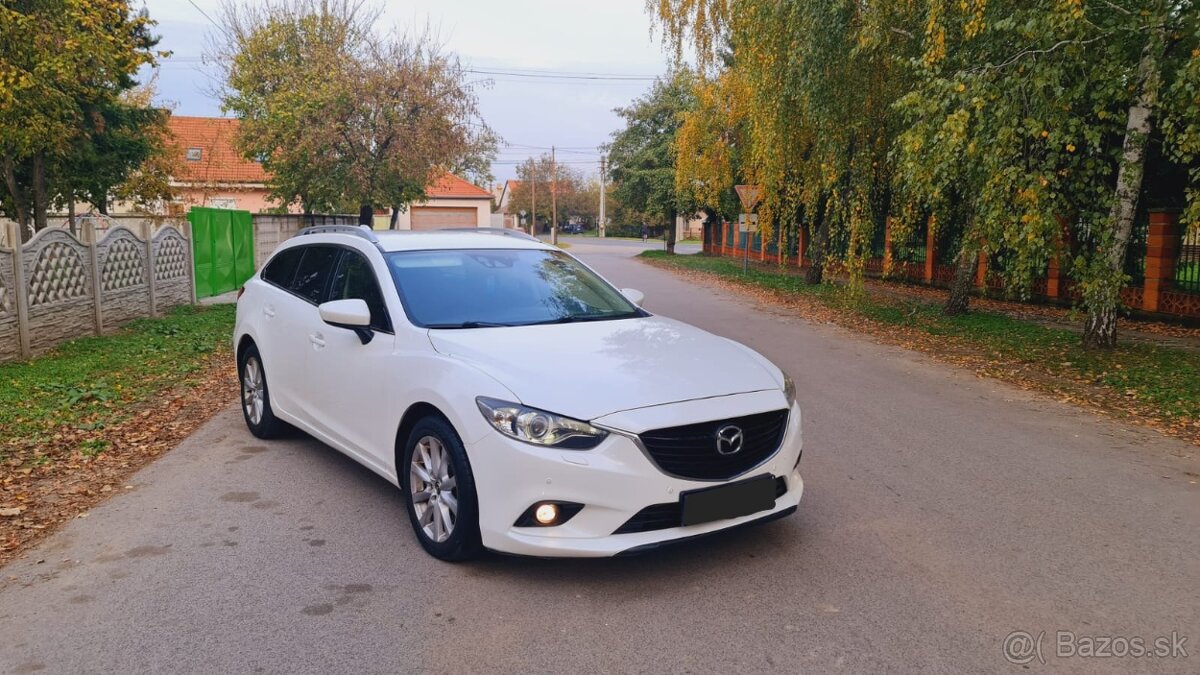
top-left (650, 0), bottom-right (921, 286)
top-left (0, 1), bottom-right (161, 237)
top-left (901, 0), bottom-right (1198, 344)
top-left (650, 0), bottom-right (1200, 347)
top-left (675, 66), bottom-right (748, 229)
top-left (57, 81), bottom-right (176, 217)
top-left (107, 81), bottom-right (180, 215)
top-left (508, 155), bottom-right (589, 233)
top-left (215, 0), bottom-right (493, 218)
top-left (607, 70), bottom-right (698, 253)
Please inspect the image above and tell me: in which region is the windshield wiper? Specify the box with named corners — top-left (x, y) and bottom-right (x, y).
top-left (521, 312), bottom-right (640, 326)
top-left (425, 321), bottom-right (513, 329)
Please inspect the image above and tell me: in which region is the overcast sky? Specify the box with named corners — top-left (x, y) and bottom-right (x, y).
top-left (141, 0), bottom-right (676, 184)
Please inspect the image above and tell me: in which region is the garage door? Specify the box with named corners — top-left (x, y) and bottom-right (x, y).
top-left (410, 206), bottom-right (478, 230)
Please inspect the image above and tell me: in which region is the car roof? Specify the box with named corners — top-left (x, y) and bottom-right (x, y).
top-left (287, 226), bottom-right (556, 253)
top-left (375, 230), bottom-right (554, 253)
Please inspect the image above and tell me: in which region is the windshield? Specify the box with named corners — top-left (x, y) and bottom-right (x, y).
top-left (385, 248), bottom-right (644, 328)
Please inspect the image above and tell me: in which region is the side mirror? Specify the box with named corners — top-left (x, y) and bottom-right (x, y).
top-left (620, 288), bottom-right (645, 306)
top-left (319, 299), bottom-right (374, 344)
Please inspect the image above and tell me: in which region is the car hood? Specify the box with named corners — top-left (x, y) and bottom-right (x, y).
top-left (427, 315), bottom-right (781, 420)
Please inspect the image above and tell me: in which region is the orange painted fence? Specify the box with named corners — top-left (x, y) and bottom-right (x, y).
top-left (701, 210), bottom-right (1200, 320)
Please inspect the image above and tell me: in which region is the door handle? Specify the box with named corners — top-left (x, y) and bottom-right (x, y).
top-left (263, 305), bottom-right (276, 319)
top-left (309, 332), bottom-right (326, 349)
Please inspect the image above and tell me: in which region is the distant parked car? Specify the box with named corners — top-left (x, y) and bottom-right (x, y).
top-left (233, 226), bottom-right (803, 560)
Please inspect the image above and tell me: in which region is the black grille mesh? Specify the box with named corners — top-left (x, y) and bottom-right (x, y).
top-left (638, 409), bottom-right (788, 480)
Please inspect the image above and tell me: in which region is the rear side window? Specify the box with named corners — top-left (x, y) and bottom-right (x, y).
top-left (262, 247), bottom-right (304, 288)
top-left (329, 251), bottom-right (392, 332)
top-left (291, 246), bottom-right (341, 303)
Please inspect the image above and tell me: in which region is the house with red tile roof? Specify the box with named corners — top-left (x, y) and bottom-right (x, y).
top-left (493, 180), bottom-right (522, 229)
top-left (164, 115), bottom-right (496, 227)
top-left (391, 172), bottom-right (496, 230)
top-left (166, 116), bottom-right (289, 214)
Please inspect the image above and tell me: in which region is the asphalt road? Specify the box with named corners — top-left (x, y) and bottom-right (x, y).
top-left (2, 241), bottom-right (1197, 674)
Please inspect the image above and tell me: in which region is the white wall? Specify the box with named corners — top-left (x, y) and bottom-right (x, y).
top-left (392, 198), bottom-right (491, 229)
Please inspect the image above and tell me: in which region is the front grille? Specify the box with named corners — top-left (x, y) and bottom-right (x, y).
top-left (613, 477), bottom-right (788, 535)
top-left (638, 409), bottom-right (789, 480)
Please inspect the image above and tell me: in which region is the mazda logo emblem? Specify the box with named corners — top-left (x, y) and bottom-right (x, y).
top-left (715, 425), bottom-right (744, 455)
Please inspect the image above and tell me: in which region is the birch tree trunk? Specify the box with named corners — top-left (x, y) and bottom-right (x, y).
top-left (804, 193), bottom-right (830, 285)
top-left (1082, 28), bottom-right (1164, 350)
top-left (944, 238), bottom-right (977, 316)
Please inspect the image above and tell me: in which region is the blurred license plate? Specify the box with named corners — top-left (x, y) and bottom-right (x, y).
top-left (680, 474), bottom-right (776, 527)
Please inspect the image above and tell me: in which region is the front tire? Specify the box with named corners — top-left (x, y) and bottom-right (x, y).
top-left (238, 343), bottom-right (285, 439)
top-left (401, 416), bottom-right (482, 561)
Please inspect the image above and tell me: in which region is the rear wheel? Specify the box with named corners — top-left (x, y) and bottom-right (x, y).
top-left (238, 343), bottom-right (285, 439)
top-left (401, 416), bottom-right (482, 561)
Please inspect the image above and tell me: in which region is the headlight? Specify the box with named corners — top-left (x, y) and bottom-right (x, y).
top-left (782, 372), bottom-right (797, 406)
top-left (476, 397), bottom-right (607, 450)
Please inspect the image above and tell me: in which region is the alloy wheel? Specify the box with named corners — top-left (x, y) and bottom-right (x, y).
top-left (410, 435), bottom-right (458, 543)
top-left (242, 356), bottom-right (265, 426)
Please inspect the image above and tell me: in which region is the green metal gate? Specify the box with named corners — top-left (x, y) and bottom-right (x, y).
top-left (188, 206), bottom-right (255, 299)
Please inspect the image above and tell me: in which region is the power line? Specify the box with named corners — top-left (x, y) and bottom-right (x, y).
top-left (185, 0), bottom-right (227, 37)
top-left (466, 68), bottom-right (655, 82)
top-left (477, 77), bottom-right (652, 88)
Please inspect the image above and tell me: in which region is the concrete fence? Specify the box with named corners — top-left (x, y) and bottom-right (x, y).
top-left (0, 221), bottom-right (196, 362)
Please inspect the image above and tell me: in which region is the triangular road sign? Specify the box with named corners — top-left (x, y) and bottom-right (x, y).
top-left (735, 184), bottom-right (763, 211)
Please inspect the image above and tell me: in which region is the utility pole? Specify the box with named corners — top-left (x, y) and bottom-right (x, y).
top-left (550, 146), bottom-right (558, 246)
top-left (531, 167), bottom-right (537, 237)
top-left (599, 154), bottom-right (607, 238)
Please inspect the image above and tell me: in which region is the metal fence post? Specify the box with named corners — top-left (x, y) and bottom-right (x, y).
top-left (7, 222), bottom-right (31, 359)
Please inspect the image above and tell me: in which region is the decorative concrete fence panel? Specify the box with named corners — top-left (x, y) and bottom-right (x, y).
top-left (23, 228), bottom-right (95, 355)
top-left (153, 225), bottom-right (195, 308)
top-left (96, 226), bottom-right (150, 331)
top-left (1, 222), bottom-right (196, 362)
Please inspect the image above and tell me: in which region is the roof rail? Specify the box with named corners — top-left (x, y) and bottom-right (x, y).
top-left (437, 227), bottom-right (540, 242)
top-left (296, 224), bottom-right (382, 247)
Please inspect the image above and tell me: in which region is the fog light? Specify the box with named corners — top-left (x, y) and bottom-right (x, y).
top-left (513, 501), bottom-right (584, 528)
top-left (535, 503), bottom-right (559, 525)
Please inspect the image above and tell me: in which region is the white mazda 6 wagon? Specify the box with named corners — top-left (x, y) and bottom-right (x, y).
top-left (234, 226), bottom-right (803, 560)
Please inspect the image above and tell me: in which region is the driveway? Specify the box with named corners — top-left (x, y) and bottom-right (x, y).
top-left (1, 242), bottom-right (1197, 674)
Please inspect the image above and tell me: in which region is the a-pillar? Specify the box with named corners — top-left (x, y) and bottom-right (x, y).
top-left (1143, 209), bottom-right (1182, 313)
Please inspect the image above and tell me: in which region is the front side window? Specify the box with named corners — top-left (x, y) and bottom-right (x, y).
top-left (329, 250), bottom-right (391, 332)
top-left (262, 247), bottom-right (305, 288)
top-left (385, 248), bottom-right (641, 328)
top-left (290, 246), bottom-right (341, 304)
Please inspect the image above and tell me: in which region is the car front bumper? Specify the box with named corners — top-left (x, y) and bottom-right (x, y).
top-left (467, 394), bottom-right (804, 557)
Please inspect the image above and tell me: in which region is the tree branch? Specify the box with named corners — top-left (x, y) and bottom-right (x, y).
top-left (970, 33), bottom-right (1112, 73)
